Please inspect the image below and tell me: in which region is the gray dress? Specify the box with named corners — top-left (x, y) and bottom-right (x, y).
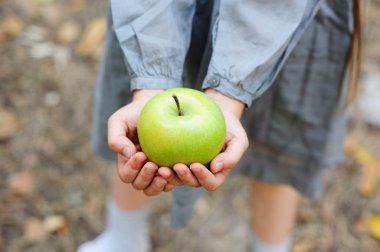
top-left (92, 0), bottom-right (353, 227)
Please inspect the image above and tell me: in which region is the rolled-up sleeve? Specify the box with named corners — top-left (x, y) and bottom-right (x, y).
top-left (202, 0), bottom-right (323, 107)
top-left (111, 0), bottom-right (195, 90)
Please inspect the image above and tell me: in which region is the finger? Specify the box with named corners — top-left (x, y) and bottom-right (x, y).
top-left (108, 107), bottom-right (136, 158)
top-left (132, 162), bottom-right (159, 190)
top-left (173, 163), bottom-right (201, 187)
top-left (143, 176), bottom-right (167, 196)
top-left (117, 152), bottom-right (147, 183)
top-left (157, 167), bottom-right (183, 186)
top-left (210, 136), bottom-right (248, 173)
top-left (189, 163), bottom-right (222, 191)
top-left (163, 184), bottom-right (175, 192)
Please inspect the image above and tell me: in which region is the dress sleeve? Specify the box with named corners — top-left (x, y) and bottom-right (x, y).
top-left (202, 0), bottom-right (323, 107)
top-left (110, 0), bottom-right (195, 90)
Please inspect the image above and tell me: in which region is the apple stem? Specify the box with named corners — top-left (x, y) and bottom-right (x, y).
top-left (172, 94), bottom-right (183, 116)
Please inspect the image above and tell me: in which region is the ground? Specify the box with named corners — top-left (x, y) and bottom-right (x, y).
top-left (1, 0), bottom-right (380, 251)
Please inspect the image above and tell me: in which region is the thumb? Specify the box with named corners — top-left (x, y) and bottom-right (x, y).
top-left (107, 112), bottom-right (137, 159)
top-left (210, 137), bottom-right (247, 173)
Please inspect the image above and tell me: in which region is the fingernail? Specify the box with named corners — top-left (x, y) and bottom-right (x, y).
top-left (214, 162), bottom-right (223, 173)
top-left (123, 147), bottom-right (132, 159)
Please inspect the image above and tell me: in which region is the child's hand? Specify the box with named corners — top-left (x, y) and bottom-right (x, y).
top-left (108, 88), bottom-right (248, 194)
top-left (158, 89), bottom-right (249, 191)
top-left (108, 89), bottom-right (173, 196)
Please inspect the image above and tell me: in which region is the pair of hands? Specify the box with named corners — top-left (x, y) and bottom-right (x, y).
top-left (107, 89), bottom-right (249, 196)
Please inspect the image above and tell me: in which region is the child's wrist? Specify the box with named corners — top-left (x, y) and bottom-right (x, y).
top-left (204, 88), bottom-right (245, 119)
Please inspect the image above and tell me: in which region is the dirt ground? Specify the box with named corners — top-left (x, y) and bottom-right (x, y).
top-left (1, 1), bottom-right (380, 251)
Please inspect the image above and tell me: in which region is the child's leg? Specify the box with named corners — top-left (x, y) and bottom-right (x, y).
top-left (111, 166), bottom-right (151, 211)
top-left (250, 180), bottom-right (299, 252)
top-left (77, 167), bottom-right (151, 252)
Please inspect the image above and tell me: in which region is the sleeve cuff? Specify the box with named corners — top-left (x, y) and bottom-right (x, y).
top-left (130, 76), bottom-right (183, 91)
top-left (202, 75), bottom-right (253, 108)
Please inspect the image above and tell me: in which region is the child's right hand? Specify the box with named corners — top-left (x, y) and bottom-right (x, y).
top-left (108, 89), bottom-right (180, 196)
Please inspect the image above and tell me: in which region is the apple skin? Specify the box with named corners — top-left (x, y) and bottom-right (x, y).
top-left (137, 88), bottom-right (226, 167)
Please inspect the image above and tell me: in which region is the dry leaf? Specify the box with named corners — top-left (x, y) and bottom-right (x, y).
top-left (57, 21), bottom-right (80, 44)
top-left (32, 0), bottom-right (55, 5)
top-left (70, 0), bottom-right (85, 12)
top-left (343, 136), bottom-right (356, 154)
top-left (44, 215), bottom-right (67, 234)
top-left (368, 215), bottom-right (380, 240)
top-left (358, 159), bottom-right (380, 197)
top-left (40, 3), bottom-right (63, 26)
top-left (354, 218), bottom-right (368, 234)
top-left (8, 170), bottom-right (34, 196)
top-left (24, 217), bottom-right (48, 243)
top-left (76, 18), bottom-right (106, 57)
top-left (292, 239), bottom-right (315, 252)
top-left (2, 16), bottom-right (23, 36)
top-left (0, 108), bottom-right (20, 140)
top-left (352, 147), bottom-right (372, 165)
top-left (0, 15), bottom-right (24, 43)
top-left (346, 141), bottom-right (380, 197)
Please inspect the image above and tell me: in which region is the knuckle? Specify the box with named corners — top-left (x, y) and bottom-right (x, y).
top-left (223, 158), bottom-right (238, 170)
top-left (132, 181), bottom-right (145, 190)
top-left (205, 184), bottom-right (218, 192)
top-left (107, 114), bottom-right (117, 126)
top-left (143, 189), bottom-right (155, 196)
top-left (230, 158), bottom-right (240, 168)
top-left (140, 168), bottom-right (154, 181)
top-left (130, 158), bottom-right (143, 171)
top-left (196, 169), bottom-right (207, 179)
top-left (164, 171), bottom-right (174, 180)
top-left (117, 167), bottom-right (131, 184)
top-left (108, 137), bottom-right (119, 150)
top-left (154, 178), bottom-right (165, 188)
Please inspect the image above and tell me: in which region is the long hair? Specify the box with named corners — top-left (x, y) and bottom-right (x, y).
top-left (344, 0), bottom-right (362, 106)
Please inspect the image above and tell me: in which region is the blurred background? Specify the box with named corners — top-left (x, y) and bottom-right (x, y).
top-left (1, 0), bottom-right (380, 251)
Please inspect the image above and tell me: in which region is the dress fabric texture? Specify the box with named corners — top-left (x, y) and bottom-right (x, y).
top-left (92, 0), bottom-right (353, 227)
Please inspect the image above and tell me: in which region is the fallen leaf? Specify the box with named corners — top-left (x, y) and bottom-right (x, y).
top-left (296, 205), bottom-right (314, 224)
top-left (8, 170), bottom-right (34, 196)
top-left (354, 218), bottom-right (368, 234)
top-left (76, 18), bottom-right (106, 58)
top-left (0, 108), bottom-right (20, 140)
top-left (292, 239), bottom-right (315, 252)
top-left (345, 140), bottom-right (380, 197)
top-left (57, 21), bottom-right (80, 44)
top-left (358, 159), bottom-right (380, 197)
top-left (24, 217), bottom-right (48, 242)
top-left (44, 215), bottom-right (67, 234)
top-left (343, 135), bottom-right (356, 154)
top-left (70, 0), bottom-right (85, 12)
top-left (2, 16), bottom-right (23, 36)
top-left (368, 215), bottom-right (380, 240)
top-left (31, 0), bottom-right (55, 5)
top-left (40, 3), bottom-right (63, 26)
top-left (352, 147), bottom-right (372, 165)
top-left (0, 15), bottom-right (24, 43)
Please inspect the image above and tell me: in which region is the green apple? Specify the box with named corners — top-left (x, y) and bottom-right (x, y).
top-left (137, 88), bottom-right (226, 167)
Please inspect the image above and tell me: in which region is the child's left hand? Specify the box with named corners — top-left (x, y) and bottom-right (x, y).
top-left (158, 89), bottom-right (248, 191)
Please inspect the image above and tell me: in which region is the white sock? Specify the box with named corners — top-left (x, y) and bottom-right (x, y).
top-left (77, 200), bottom-right (150, 252)
top-left (251, 230), bottom-right (293, 252)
